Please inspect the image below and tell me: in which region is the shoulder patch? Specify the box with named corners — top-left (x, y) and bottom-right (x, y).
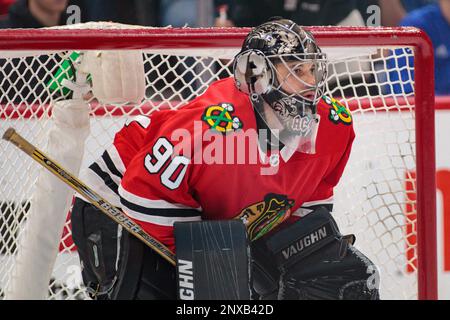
top-left (322, 96), bottom-right (352, 126)
top-left (202, 102), bottom-right (243, 134)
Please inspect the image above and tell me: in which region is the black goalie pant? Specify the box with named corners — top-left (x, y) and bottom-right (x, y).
top-left (71, 197), bottom-right (176, 300)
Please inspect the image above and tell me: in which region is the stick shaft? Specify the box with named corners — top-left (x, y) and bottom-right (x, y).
top-left (2, 127), bottom-right (176, 266)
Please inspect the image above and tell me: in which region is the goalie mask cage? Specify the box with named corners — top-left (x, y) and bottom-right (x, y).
top-left (0, 23), bottom-right (436, 300)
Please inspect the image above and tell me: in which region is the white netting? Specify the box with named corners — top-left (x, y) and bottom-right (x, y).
top-left (0, 24), bottom-right (422, 300)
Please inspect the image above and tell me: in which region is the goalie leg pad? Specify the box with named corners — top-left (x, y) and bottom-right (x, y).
top-left (110, 232), bottom-right (177, 300)
top-left (71, 197), bottom-right (122, 299)
top-left (174, 220), bottom-right (251, 300)
top-left (72, 197), bottom-right (177, 300)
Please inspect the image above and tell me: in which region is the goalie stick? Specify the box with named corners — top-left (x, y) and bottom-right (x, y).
top-left (2, 127), bottom-right (176, 266)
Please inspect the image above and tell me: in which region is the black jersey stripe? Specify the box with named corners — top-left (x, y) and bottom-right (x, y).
top-left (102, 150), bottom-right (124, 179)
top-left (119, 196), bottom-right (200, 218)
top-left (89, 162), bottom-right (119, 195)
top-left (301, 203), bottom-right (333, 212)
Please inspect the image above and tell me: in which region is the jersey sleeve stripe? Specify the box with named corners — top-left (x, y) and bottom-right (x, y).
top-left (118, 184), bottom-right (202, 211)
top-left (75, 168), bottom-right (122, 208)
top-left (106, 144), bottom-right (126, 174)
top-left (101, 150), bottom-right (123, 179)
top-left (300, 196), bottom-right (334, 208)
top-left (292, 204), bottom-right (333, 218)
top-left (88, 162), bottom-right (120, 195)
top-left (122, 207), bottom-right (201, 227)
top-left (119, 196), bottom-right (201, 218)
top-left (293, 196), bottom-right (334, 217)
top-left (93, 150), bottom-right (122, 187)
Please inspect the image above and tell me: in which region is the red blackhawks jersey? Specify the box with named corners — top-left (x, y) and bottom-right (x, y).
top-left (79, 77), bottom-right (355, 252)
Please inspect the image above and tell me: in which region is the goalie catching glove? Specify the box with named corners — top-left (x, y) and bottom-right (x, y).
top-left (251, 206), bottom-right (380, 300)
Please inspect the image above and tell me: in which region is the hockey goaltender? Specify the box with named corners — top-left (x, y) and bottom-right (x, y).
top-left (64, 17), bottom-right (380, 300)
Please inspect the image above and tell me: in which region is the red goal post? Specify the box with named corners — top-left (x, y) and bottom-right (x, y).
top-left (0, 25), bottom-right (437, 300)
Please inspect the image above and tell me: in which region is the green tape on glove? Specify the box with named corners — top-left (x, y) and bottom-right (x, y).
top-left (47, 51), bottom-right (91, 96)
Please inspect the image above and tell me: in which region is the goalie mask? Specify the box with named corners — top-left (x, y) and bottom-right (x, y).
top-left (233, 18), bottom-right (328, 154)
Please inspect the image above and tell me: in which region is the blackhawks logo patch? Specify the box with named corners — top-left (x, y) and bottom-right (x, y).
top-left (322, 96), bottom-right (352, 125)
top-left (202, 103), bottom-right (243, 134)
top-left (236, 193), bottom-right (295, 241)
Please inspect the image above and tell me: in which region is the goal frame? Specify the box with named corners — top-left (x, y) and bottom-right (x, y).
top-left (0, 26), bottom-right (437, 299)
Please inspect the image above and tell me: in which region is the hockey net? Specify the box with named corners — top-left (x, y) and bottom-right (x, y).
top-left (0, 23), bottom-right (436, 300)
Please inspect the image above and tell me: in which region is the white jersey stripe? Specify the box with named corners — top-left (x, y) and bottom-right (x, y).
top-left (75, 168), bottom-right (122, 207)
top-left (301, 196), bottom-right (334, 208)
top-left (123, 207), bottom-right (201, 227)
top-left (118, 184), bottom-right (202, 211)
top-left (106, 144), bottom-right (126, 175)
top-left (95, 155), bottom-right (122, 187)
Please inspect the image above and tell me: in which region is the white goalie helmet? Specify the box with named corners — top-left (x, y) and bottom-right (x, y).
top-left (233, 18), bottom-right (328, 154)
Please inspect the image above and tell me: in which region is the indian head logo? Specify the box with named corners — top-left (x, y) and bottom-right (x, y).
top-left (236, 193), bottom-right (295, 241)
